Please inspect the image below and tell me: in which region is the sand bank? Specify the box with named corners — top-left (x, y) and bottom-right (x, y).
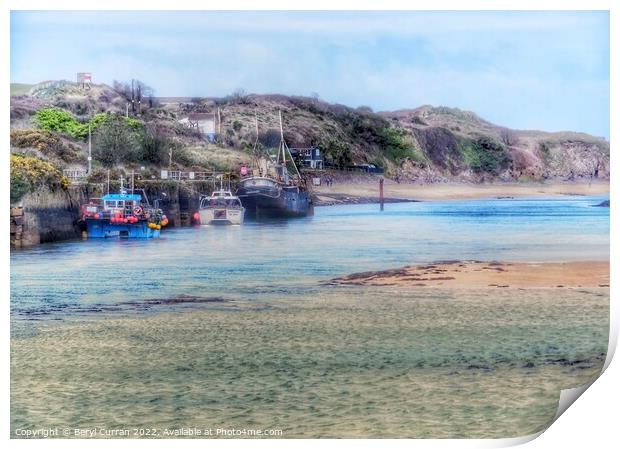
top-left (328, 261), bottom-right (610, 289)
top-left (314, 181), bottom-right (609, 202)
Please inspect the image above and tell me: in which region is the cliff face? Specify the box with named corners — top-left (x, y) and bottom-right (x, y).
top-left (382, 106), bottom-right (609, 182)
top-left (10, 82), bottom-right (610, 183)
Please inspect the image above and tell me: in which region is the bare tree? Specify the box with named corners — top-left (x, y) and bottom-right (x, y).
top-left (500, 128), bottom-right (519, 146)
top-left (112, 79), bottom-right (155, 114)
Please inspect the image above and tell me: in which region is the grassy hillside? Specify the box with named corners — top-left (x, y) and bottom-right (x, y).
top-left (10, 83), bottom-right (35, 96)
top-left (9, 80), bottom-right (610, 184)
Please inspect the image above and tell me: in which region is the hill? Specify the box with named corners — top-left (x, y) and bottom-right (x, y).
top-left (10, 83), bottom-right (35, 96)
top-left (10, 80), bottom-right (610, 185)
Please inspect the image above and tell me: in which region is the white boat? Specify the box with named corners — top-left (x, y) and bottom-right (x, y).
top-left (198, 188), bottom-right (245, 225)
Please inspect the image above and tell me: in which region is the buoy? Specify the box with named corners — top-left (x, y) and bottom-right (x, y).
top-left (94, 213), bottom-right (100, 219)
top-left (156, 224), bottom-right (161, 230)
top-left (193, 212), bottom-right (200, 221)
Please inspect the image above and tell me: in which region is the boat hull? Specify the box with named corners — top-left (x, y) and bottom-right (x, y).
top-left (199, 208), bottom-right (245, 225)
top-left (85, 219), bottom-right (160, 238)
top-left (237, 185), bottom-right (313, 219)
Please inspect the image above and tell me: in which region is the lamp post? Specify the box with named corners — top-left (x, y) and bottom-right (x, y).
top-left (87, 124), bottom-right (92, 174)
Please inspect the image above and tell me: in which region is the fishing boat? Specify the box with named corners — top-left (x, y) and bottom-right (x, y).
top-left (198, 177), bottom-right (245, 225)
top-left (236, 111), bottom-right (313, 219)
top-left (80, 176), bottom-right (168, 238)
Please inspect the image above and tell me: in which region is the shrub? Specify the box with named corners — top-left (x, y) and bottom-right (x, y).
top-left (10, 154), bottom-right (68, 203)
top-left (461, 137), bottom-right (511, 174)
top-left (138, 123), bottom-right (173, 165)
top-left (92, 116), bottom-right (142, 166)
top-left (34, 108), bottom-right (143, 140)
top-left (321, 138), bottom-right (352, 169)
top-left (10, 129), bottom-right (83, 163)
top-left (379, 127), bottom-right (425, 164)
top-left (34, 108), bottom-right (87, 138)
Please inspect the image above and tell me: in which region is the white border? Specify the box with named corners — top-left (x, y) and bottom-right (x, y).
top-left (3, 1), bottom-right (616, 448)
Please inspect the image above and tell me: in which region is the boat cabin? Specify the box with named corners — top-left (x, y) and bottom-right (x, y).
top-left (102, 193), bottom-right (143, 216)
top-left (200, 191), bottom-right (243, 209)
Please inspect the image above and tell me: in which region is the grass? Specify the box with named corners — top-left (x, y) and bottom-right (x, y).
top-left (10, 83), bottom-right (34, 96)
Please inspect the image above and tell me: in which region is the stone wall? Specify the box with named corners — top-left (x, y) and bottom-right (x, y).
top-left (10, 181), bottom-right (210, 248)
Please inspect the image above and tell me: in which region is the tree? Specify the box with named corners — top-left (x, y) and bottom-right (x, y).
top-left (92, 116), bottom-right (141, 166)
top-left (500, 128), bottom-right (519, 146)
top-left (259, 129), bottom-right (281, 148)
top-left (112, 79), bottom-right (155, 114)
top-left (322, 138), bottom-right (352, 169)
top-left (139, 123), bottom-right (171, 165)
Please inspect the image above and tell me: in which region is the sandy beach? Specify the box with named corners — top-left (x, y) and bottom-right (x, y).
top-left (314, 180), bottom-right (609, 203)
top-left (328, 261), bottom-right (610, 289)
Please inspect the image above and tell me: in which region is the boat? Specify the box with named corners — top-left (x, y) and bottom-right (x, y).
top-left (236, 111), bottom-right (313, 219)
top-left (80, 176), bottom-right (168, 238)
top-left (198, 177), bottom-right (245, 225)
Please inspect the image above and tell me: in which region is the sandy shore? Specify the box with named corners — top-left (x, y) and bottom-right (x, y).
top-left (328, 261), bottom-right (610, 289)
top-left (314, 180), bottom-right (609, 202)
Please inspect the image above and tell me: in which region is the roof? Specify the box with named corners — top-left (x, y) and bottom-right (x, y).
top-left (102, 193), bottom-right (142, 201)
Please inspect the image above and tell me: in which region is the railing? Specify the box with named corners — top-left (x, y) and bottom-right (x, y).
top-left (63, 169), bottom-right (88, 181)
top-left (160, 170), bottom-right (216, 181)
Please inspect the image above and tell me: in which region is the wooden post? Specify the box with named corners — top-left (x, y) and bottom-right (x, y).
top-left (379, 178), bottom-right (384, 211)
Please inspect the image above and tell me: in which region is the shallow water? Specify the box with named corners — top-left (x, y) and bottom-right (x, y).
top-left (10, 196), bottom-right (610, 438)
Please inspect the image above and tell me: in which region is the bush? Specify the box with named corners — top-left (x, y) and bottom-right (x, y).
top-left (10, 154), bottom-right (69, 203)
top-left (322, 138), bottom-right (352, 169)
top-left (34, 108), bottom-right (143, 140)
top-left (34, 108), bottom-right (87, 138)
top-left (379, 127), bottom-right (425, 164)
top-left (92, 116), bottom-right (142, 166)
top-left (461, 137), bottom-right (511, 174)
top-left (138, 123), bottom-right (173, 165)
top-left (10, 129), bottom-right (84, 163)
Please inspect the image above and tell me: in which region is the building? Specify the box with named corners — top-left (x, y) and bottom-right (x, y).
top-left (289, 147), bottom-right (324, 169)
top-left (178, 112), bottom-right (216, 142)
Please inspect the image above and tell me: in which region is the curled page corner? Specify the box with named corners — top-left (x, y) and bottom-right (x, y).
top-left (553, 382), bottom-right (593, 422)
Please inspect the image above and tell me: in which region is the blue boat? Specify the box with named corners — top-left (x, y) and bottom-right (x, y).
top-left (80, 192), bottom-right (168, 239)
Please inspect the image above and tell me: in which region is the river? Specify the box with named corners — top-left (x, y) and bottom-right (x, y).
top-left (10, 196), bottom-right (610, 438)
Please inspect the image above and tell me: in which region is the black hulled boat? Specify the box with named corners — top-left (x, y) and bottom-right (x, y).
top-left (236, 111), bottom-right (313, 219)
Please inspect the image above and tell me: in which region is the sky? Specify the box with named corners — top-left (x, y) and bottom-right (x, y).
top-left (10, 10), bottom-right (610, 138)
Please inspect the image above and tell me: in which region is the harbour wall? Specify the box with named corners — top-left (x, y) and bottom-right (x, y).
top-left (10, 181), bottom-right (213, 248)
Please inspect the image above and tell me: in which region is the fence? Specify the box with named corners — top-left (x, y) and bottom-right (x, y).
top-left (160, 170), bottom-right (216, 181)
top-left (63, 169), bottom-right (88, 181)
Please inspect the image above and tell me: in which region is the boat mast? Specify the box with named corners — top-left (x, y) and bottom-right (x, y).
top-left (106, 169), bottom-right (110, 194)
top-left (278, 110), bottom-right (301, 178)
top-left (278, 109), bottom-right (286, 165)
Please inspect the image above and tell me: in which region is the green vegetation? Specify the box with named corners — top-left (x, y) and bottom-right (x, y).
top-left (34, 108), bottom-right (142, 140)
top-left (321, 138), bottom-right (352, 169)
top-left (379, 127), bottom-right (426, 165)
top-left (10, 154), bottom-right (69, 204)
top-left (10, 129), bottom-right (84, 163)
top-left (461, 137), bottom-right (511, 174)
